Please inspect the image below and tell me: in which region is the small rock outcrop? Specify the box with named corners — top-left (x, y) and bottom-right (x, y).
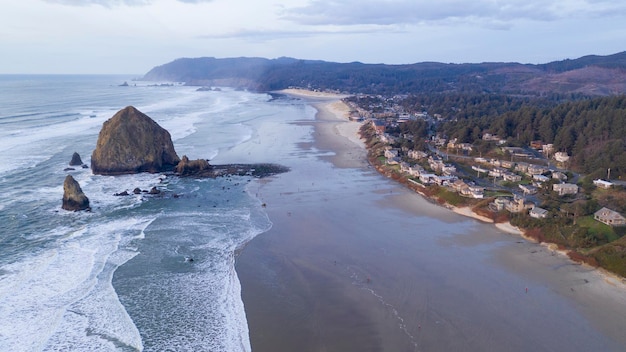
top-left (175, 155), bottom-right (211, 176)
top-left (69, 152), bottom-right (83, 166)
top-left (91, 106), bottom-right (180, 175)
top-left (62, 175), bottom-right (90, 211)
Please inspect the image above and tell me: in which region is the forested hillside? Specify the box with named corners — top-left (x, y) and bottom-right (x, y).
top-left (437, 95), bottom-right (626, 177)
top-left (143, 52), bottom-right (626, 96)
top-left (144, 52), bottom-right (626, 177)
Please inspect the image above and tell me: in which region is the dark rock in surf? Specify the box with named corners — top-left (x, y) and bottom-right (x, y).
top-left (91, 106), bottom-right (180, 175)
top-left (175, 155), bottom-right (212, 176)
top-left (133, 187), bottom-right (142, 194)
top-left (62, 175), bottom-right (90, 211)
top-left (69, 152), bottom-right (84, 166)
top-left (148, 186), bottom-right (161, 195)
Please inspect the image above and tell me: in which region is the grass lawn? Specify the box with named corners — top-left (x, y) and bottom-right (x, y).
top-left (577, 215), bottom-right (619, 242)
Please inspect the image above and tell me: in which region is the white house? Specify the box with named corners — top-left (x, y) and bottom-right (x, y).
top-left (554, 152), bottom-right (570, 163)
top-left (529, 207), bottom-right (549, 219)
top-left (593, 179), bottom-right (614, 189)
top-left (594, 207), bottom-right (626, 226)
top-left (553, 183), bottom-right (578, 196)
top-left (532, 174), bottom-right (550, 183)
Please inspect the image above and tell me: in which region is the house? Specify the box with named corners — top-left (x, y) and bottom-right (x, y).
top-left (529, 206), bottom-right (549, 219)
top-left (503, 172), bottom-right (522, 182)
top-left (542, 144), bottom-right (554, 155)
top-left (452, 179), bottom-right (468, 193)
top-left (384, 149), bottom-right (399, 159)
top-left (501, 160), bottom-right (515, 169)
top-left (505, 197), bottom-right (526, 213)
top-left (530, 140), bottom-right (544, 149)
top-left (593, 179), bottom-right (614, 189)
top-left (552, 171), bottom-right (568, 181)
top-left (408, 165), bottom-right (425, 177)
top-left (472, 165), bottom-right (489, 174)
top-left (554, 152), bottom-right (570, 163)
top-left (434, 175), bottom-right (457, 186)
top-left (532, 174), bottom-right (550, 183)
top-left (372, 119), bottom-right (386, 134)
top-left (553, 183), bottom-right (578, 196)
top-left (489, 167), bottom-right (507, 178)
top-left (482, 133), bottom-right (501, 141)
top-left (419, 173), bottom-right (437, 184)
top-left (442, 164), bottom-right (457, 175)
top-left (489, 159), bottom-right (502, 167)
top-left (460, 185), bottom-right (484, 199)
top-left (527, 164), bottom-right (548, 176)
top-left (407, 150), bottom-right (427, 160)
top-left (519, 184), bottom-right (538, 195)
top-left (428, 157), bottom-right (445, 172)
top-left (458, 143), bottom-right (473, 152)
top-left (515, 162), bottom-right (530, 173)
top-left (594, 207), bottom-right (626, 226)
top-left (491, 197), bottom-right (509, 211)
top-left (474, 157), bottom-right (488, 164)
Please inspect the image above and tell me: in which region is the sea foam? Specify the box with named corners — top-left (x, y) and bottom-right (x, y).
top-left (0, 218), bottom-right (152, 351)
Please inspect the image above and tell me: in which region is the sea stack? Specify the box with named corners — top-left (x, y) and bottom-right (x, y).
top-left (62, 175), bottom-right (90, 211)
top-left (69, 152), bottom-right (83, 166)
top-left (175, 155), bottom-right (212, 176)
top-left (91, 106), bottom-right (180, 175)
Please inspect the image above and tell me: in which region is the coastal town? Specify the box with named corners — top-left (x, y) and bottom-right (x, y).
top-left (338, 93), bottom-right (626, 277)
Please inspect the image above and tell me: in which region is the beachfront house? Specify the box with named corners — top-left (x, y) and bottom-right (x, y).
top-left (594, 207), bottom-right (626, 226)
top-left (459, 184), bottom-right (484, 199)
top-left (419, 173), bottom-right (437, 184)
top-left (491, 197), bottom-right (508, 212)
top-left (529, 206), bottom-right (549, 219)
top-left (371, 119), bottom-right (386, 134)
top-left (553, 183), bottom-right (579, 196)
top-left (408, 165), bottom-right (425, 177)
top-left (384, 148), bottom-right (399, 159)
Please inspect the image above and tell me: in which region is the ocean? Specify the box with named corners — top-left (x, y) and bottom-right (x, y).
top-left (0, 75), bottom-right (312, 351)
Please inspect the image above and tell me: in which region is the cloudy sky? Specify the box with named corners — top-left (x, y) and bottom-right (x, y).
top-left (2, 0), bottom-right (625, 74)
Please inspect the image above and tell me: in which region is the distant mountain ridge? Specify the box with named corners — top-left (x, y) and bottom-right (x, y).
top-left (143, 52), bottom-right (626, 96)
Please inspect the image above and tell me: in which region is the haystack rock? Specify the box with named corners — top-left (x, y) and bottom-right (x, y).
top-left (69, 152), bottom-right (83, 166)
top-left (62, 175), bottom-right (90, 211)
top-left (91, 106), bottom-right (180, 175)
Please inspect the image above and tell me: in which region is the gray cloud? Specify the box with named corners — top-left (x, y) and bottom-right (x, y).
top-left (283, 0), bottom-right (626, 27)
top-left (197, 27), bottom-right (405, 41)
top-left (43, 0), bottom-right (213, 7)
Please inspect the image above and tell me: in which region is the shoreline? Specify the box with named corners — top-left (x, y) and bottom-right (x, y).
top-left (237, 89), bottom-right (626, 351)
top-left (286, 86), bottom-right (626, 292)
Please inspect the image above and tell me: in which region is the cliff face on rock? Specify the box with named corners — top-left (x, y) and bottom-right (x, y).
top-left (62, 175), bottom-right (90, 211)
top-left (91, 106), bottom-right (180, 175)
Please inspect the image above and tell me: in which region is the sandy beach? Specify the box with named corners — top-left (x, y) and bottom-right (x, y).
top-left (236, 90), bottom-right (626, 351)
